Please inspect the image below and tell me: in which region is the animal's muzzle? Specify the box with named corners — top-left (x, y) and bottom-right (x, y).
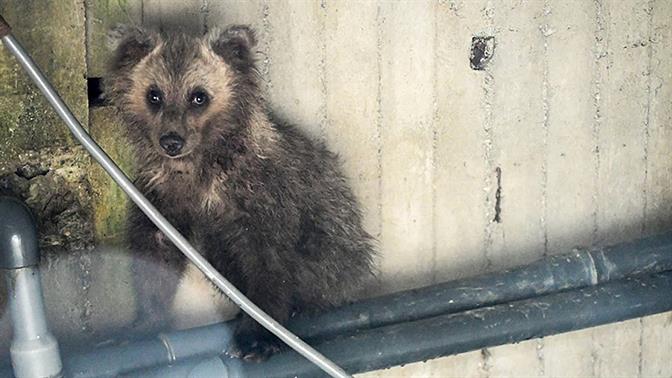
top-left (159, 132), bottom-right (185, 156)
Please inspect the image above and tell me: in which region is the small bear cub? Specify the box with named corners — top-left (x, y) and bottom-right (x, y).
top-left (106, 25), bottom-right (375, 361)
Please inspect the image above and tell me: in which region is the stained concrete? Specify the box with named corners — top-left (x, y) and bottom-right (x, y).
top-left (378, 0), bottom-right (436, 293)
top-left (323, 0), bottom-right (382, 246)
top-left (0, 2), bottom-right (88, 162)
top-left (545, 0), bottom-right (597, 255)
top-left (434, 0), bottom-right (491, 283)
top-left (0, 0), bottom-right (671, 376)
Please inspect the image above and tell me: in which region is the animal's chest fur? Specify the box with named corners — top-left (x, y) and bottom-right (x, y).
top-left (149, 167), bottom-right (236, 226)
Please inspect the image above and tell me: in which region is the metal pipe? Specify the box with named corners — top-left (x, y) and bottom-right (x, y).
top-left (57, 233), bottom-right (672, 377)
top-left (148, 271), bottom-right (672, 378)
top-left (121, 356), bottom-right (243, 378)
top-left (241, 271), bottom-right (672, 377)
top-left (5, 269), bottom-right (63, 378)
top-left (0, 197), bottom-right (62, 378)
top-left (296, 233), bottom-right (672, 341)
top-left (65, 322), bottom-right (236, 378)
top-left (0, 15), bottom-right (348, 378)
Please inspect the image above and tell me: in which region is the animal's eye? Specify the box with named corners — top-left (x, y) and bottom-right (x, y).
top-left (190, 90), bottom-right (209, 107)
top-left (146, 88), bottom-right (163, 108)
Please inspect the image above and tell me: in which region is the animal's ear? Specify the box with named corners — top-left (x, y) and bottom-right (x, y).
top-left (208, 25), bottom-right (257, 70)
top-left (108, 24), bottom-right (159, 72)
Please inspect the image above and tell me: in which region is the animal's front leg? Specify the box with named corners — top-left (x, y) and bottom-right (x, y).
top-left (228, 275), bottom-right (294, 362)
top-left (219, 240), bottom-right (295, 361)
top-left (228, 274), bottom-right (295, 362)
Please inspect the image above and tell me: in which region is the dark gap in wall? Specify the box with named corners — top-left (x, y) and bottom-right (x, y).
top-left (87, 77), bottom-right (108, 108)
top-left (493, 167), bottom-right (502, 223)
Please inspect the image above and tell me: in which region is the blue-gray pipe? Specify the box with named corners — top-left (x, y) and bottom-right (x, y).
top-left (238, 271), bottom-right (672, 377)
top-left (58, 233), bottom-right (672, 378)
top-left (297, 232), bottom-right (672, 341)
top-left (65, 322), bottom-right (238, 378)
top-left (0, 15), bottom-right (347, 378)
top-left (0, 197), bottom-right (62, 378)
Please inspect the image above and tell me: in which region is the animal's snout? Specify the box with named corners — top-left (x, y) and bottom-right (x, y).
top-left (159, 133), bottom-right (185, 156)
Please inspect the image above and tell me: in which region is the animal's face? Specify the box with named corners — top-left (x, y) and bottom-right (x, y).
top-left (124, 38), bottom-right (234, 159)
top-left (107, 26), bottom-right (258, 161)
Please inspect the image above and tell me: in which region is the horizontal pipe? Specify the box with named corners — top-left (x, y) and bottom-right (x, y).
top-left (296, 233), bottom-right (672, 341)
top-left (64, 323), bottom-right (236, 378)
top-left (54, 233), bottom-right (672, 377)
top-left (242, 271), bottom-right (672, 377)
top-left (130, 271), bottom-right (672, 377)
top-left (121, 356), bottom-right (242, 378)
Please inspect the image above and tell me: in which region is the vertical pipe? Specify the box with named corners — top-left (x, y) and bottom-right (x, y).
top-left (6, 268), bottom-right (63, 378)
top-left (7, 269), bottom-right (51, 341)
top-left (0, 197), bottom-right (62, 378)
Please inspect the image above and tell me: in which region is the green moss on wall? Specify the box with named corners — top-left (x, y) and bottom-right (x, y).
top-left (86, 0), bottom-right (143, 78)
top-left (0, 1), bottom-right (89, 164)
top-left (0, 0), bottom-right (93, 251)
top-left (86, 0), bottom-right (142, 245)
top-left (0, 1), bottom-right (141, 246)
top-left (89, 108), bottom-right (136, 245)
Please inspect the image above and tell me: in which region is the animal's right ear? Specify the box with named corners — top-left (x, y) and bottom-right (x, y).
top-left (208, 25), bottom-right (257, 71)
top-left (108, 24), bottom-right (158, 72)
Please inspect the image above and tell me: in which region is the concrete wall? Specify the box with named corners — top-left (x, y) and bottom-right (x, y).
top-left (0, 0), bottom-right (671, 376)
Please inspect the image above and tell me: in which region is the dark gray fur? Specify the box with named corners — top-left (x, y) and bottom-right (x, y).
top-left (105, 25), bottom-right (375, 360)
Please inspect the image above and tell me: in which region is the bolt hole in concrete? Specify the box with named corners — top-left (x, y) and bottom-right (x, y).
top-left (470, 36), bottom-right (495, 71)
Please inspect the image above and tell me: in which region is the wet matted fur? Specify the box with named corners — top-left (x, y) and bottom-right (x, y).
top-left (105, 25), bottom-right (375, 361)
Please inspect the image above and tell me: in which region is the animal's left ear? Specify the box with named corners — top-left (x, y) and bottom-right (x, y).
top-left (208, 25), bottom-right (257, 69)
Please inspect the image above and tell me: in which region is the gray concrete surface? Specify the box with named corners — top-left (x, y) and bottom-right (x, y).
top-left (0, 0), bottom-right (671, 376)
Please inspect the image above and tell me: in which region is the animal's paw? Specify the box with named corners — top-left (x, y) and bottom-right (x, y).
top-left (227, 333), bottom-right (282, 362)
top-left (130, 316), bottom-right (159, 335)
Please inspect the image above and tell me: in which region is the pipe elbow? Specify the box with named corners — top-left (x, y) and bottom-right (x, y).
top-left (0, 196), bottom-right (39, 269)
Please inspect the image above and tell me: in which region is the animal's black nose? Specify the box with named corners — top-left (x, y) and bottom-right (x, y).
top-left (159, 133), bottom-right (185, 156)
